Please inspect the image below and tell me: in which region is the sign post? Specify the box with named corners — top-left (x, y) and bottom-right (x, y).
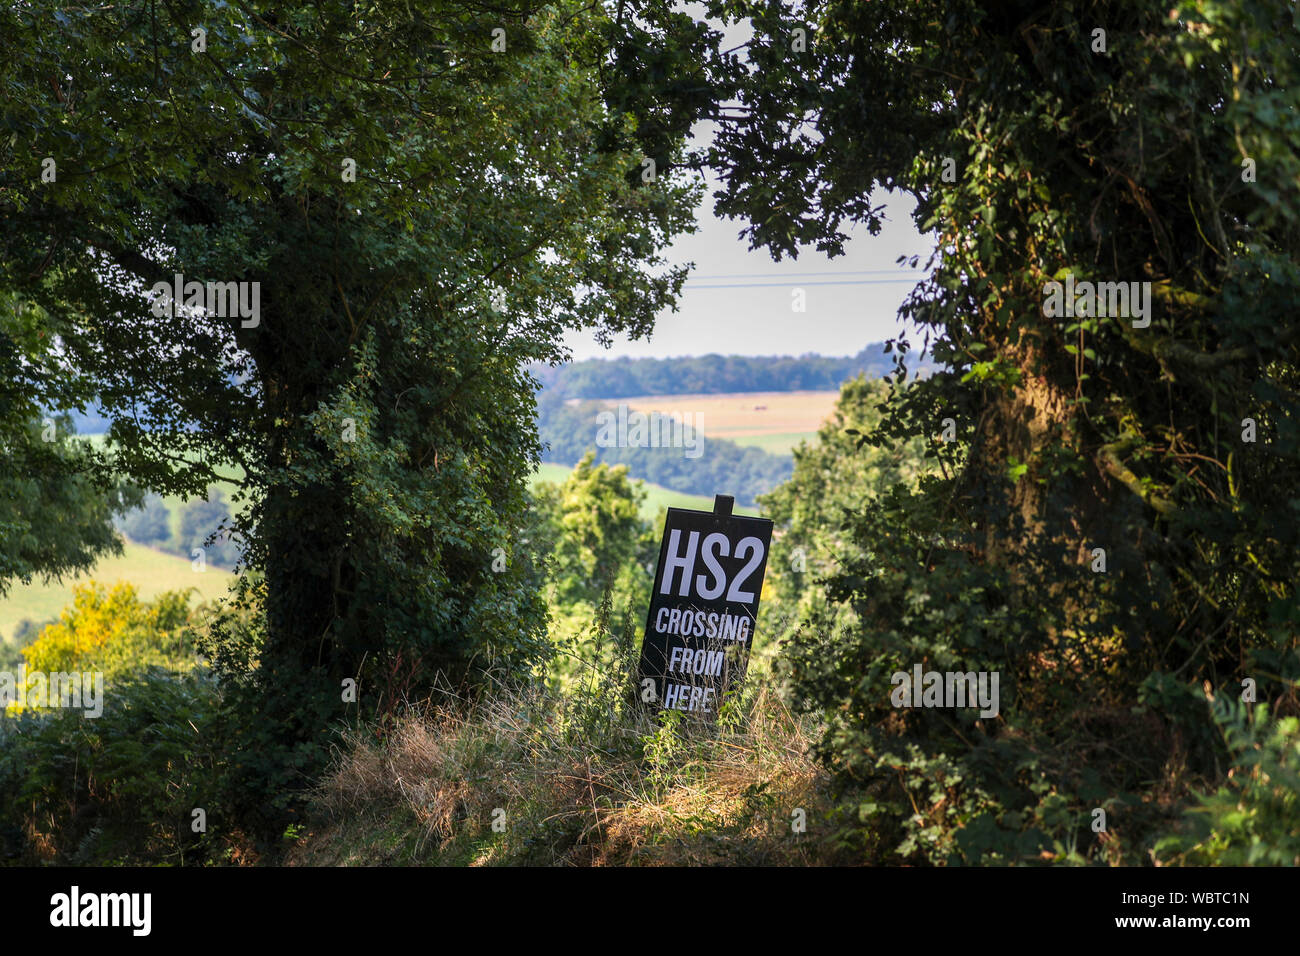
top-left (637, 495), bottom-right (774, 717)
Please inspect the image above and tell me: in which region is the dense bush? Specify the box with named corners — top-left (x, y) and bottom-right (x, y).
top-left (0, 670), bottom-right (224, 864)
top-left (1156, 700), bottom-right (1300, 866)
top-left (15, 581), bottom-right (198, 685)
top-left (759, 376), bottom-right (930, 644)
top-left (0, 584), bottom-right (235, 863)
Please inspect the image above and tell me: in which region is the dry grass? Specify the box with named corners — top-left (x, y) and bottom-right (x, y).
top-left (294, 679), bottom-right (850, 866)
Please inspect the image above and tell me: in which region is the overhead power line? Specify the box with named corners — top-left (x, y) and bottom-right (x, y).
top-left (686, 277), bottom-right (921, 289)
top-left (687, 268), bottom-right (920, 281)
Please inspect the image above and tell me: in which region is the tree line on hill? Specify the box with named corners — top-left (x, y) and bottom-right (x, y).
top-left (530, 342), bottom-right (933, 399)
top-left (535, 392), bottom-right (792, 508)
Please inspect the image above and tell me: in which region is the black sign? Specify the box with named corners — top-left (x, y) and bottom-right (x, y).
top-left (637, 495), bottom-right (774, 716)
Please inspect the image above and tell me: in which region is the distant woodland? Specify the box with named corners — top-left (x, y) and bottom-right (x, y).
top-left (530, 342), bottom-right (932, 399)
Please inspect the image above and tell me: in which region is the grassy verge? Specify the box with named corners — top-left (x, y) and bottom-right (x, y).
top-left (290, 677), bottom-right (847, 866)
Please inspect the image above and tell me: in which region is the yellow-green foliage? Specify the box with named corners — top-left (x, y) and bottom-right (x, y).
top-left (19, 580), bottom-right (199, 681)
top-left (541, 451), bottom-right (648, 606)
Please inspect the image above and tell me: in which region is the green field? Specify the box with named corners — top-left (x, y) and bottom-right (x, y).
top-left (0, 455), bottom-right (749, 644)
top-left (0, 541), bottom-right (236, 644)
top-left (729, 431), bottom-right (817, 455)
top-left (0, 434), bottom-right (248, 644)
top-left (530, 463), bottom-right (756, 518)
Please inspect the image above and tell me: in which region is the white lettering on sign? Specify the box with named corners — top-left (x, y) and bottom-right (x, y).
top-left (658, 531), bottom-right (766, 602)
top-left (653, 608), bottom-right (751, 643)
top-left (696, 532), bottom-right (729, 599)
top-left (728, 536), bottom-right (764, 602)
top-left (668, 646), bottom-right (724, 676)
top-left (662, 683), bottom-right (716, 712)
top-left (661, 529), bottom-right (700, 596)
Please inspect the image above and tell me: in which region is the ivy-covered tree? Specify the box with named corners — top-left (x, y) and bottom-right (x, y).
top-left (1, 1), bottom-right (697, 696)
top-left (1, 1), bottom-right (701, 836)
top-left (615, 0), bottom-right (1300, 861)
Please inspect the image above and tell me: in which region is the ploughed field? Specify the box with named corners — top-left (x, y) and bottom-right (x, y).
top-left (599, 390), bottom-right (837, 456)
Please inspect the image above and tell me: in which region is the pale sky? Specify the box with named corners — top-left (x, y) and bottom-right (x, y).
top-left (563, 10), bottom-right (937, 362)
top-left (560, 182), bottom-right (935, 361)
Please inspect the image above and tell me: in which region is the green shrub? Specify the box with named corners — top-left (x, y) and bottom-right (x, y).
top-left (1156, 701), bottom-right (1300, 866)
top-left (0, 669), bottom-right (223, 864)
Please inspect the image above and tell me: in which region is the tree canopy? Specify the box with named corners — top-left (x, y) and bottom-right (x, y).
top-left (1, 1), bottom-right (704, 834)
top-left (2, 0), bottom-right (697, 685)
top-left (613, 0), bottom-right (1300, 861)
